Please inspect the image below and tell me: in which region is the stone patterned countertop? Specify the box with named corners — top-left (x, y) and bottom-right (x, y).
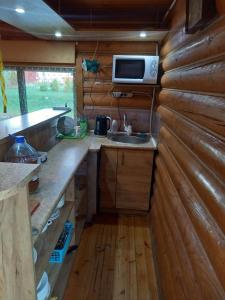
top-left (0, 108), bottom-right (69, 144)
top-left (30, 134), bottom-right (157, 241)
top-left (0, 162), bottom-right (40, 201)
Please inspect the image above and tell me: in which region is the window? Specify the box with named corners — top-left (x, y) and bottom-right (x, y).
top-left (1, 69), bottom-right (20, 117)
top-left (0, 66), bottom-right (76, 118)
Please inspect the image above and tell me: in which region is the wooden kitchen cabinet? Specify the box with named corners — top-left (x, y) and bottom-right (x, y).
top-left (99, 147), bottom-right (153, 212)
top-left (99, 147), bottom-right (117, 209)
top-left (117, 149), bottom-right (153, 210)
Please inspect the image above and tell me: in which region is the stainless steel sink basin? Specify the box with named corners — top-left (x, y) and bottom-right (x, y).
top-left (107, 132), bottom-right (150, 144)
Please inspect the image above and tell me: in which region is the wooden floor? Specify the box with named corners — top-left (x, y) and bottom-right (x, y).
top-left (63, 214), bottom-right (159, 300)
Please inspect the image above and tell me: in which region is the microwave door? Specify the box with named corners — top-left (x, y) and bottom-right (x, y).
top-left (112, 55), bottom-right (159, 84)
top-left (113, 58), bottom-right (145, 84)
top-left (116, 59), bottom-right (145, 78)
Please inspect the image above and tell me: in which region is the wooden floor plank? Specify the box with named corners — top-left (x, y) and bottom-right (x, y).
top-left (63, 223), bottom-right (101, 300)
top-left (113, 216), bottom-right (130, 300)
top-left (63, 214), bottom-right (158, 300)
top-left (86, 221), bottom-right (106, 300)
top-left (142, 223), bottom-right (159, 300)
top-left (134, 216), bottom-right (152, 300)
top-left (128, 216), bottom-right (138, 300)
top-left (135, 216), bottom-right (159, 300)
top-left (99, 219), bottom-right (117, 300)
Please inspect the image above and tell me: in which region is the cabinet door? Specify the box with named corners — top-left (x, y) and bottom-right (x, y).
top-left (99, 148), bottom-right (117, 209)
top-left (116, 149), bottom-right (153, 211)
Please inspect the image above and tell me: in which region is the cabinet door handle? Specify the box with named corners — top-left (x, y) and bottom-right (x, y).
top-left (121, 152), bottom-right (125, 165)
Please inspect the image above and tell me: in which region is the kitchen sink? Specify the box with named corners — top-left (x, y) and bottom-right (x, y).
top-left (107, 132), bottom-right (150, 144)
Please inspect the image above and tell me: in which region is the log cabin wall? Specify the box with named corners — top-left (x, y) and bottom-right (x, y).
top-left (151, 0), bottom-right (225, 299)
top-left (75, 41), bottom-right (158, 132)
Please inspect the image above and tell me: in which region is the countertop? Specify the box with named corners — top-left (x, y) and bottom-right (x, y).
top-left (88, 134), bottom-right (157, 151)
top-left (0, 108), bottom-right (69, 144)
top-left (0, 162), bottom-right (40, 201)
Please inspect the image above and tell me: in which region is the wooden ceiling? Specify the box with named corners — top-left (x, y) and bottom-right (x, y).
top-left (0, 0), bottom-right (174, 40)
top-left (45, 0), bottom-right (173, 30)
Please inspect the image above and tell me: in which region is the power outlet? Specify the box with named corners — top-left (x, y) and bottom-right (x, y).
top-left (112, 92), bottom-right (133, 98)
top-left (112, 92), bottom-right (122, 98)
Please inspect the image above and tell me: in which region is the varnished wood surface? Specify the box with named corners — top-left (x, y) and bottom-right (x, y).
top-left (76, 41), bottom-right (156, 132)
top-left (151, 0), bottom-right (225, 299)
top-left (161, 1), bottom-right (225, 59)
top-left (63, 214), bottom-right (159, 300)
top-left (99, 148), bottom-right (153, 212)
top-left (162, 18), bottom-right (225, 71)
top-left (159, 89), bottom-right (225, 139)
top-left (116, 149), bottom-right (153, 211)
top-left (99, 148), bottom-right (117, 209)
top-left (45, 0), bottom-right (172, 31)
top-left (85, 107), bottom-right (152, 133)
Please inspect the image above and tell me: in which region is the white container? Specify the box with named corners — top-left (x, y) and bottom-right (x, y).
top-left (33, 247), bottom-right (37, 264)
top-left (37, 272), bottom-right (50, 300)
top-left (41, 220), bottom-right (52, 233)
top-left (57, 195), bottom-right (65, 209)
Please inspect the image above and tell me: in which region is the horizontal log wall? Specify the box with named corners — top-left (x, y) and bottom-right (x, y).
top-left (75, 41), bottom-right (157, 132)
top-left (151, 0), bottom-right (225, 299)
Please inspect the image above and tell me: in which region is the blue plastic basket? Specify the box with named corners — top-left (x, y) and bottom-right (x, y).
top-left (49, 221), bottom-right (74, 264)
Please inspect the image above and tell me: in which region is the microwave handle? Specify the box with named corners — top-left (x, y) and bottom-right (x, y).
top-left (106, 116), bottom-right (111, 131)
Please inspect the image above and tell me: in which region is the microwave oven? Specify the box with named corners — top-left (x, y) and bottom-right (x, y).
top-left (112, 55), bottom-right (159, 84)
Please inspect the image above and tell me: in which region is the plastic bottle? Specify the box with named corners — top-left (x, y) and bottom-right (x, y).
top-left (5, 136), bottom-right (39, 193)
top-left (78, 116), bottom-right (88, 137)
top-left (112, 120), bottom-right (118, 133)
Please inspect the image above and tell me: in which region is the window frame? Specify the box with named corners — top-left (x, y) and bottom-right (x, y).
top-left (3, 66), bottom-right (76, 117)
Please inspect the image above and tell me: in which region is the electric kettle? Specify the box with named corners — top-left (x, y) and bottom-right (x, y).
top-left (94, 115), bottom-right (111, 136)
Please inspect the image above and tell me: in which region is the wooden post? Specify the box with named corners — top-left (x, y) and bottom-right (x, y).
top-left (0, 186), bottom-right (36, 300)
top-left (76, 57), bottom-right (84, 116)
top-left (17, 68), bottom-right (28, 115)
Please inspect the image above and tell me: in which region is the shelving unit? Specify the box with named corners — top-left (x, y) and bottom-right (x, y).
top-left (47, 207), bottom-right (76, 299)
top-left (30, 139), bottom-right (89, 239)
top-left (28, 140), bottom-right (89, 299)
top-left (51, 251), bottom-right (77, 299)
top-left (0, 163), bottom-right (40, 300)
top-left (35, 201), bottom-right (74, 284)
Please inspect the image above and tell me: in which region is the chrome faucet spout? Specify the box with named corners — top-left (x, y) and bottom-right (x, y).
top-left (123, 113), bottom-right (132, 135)
top-left (123, 113), bottom-right (128, 131)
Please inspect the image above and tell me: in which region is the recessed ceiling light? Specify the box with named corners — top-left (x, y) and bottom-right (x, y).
top-left (15, 7), bottom-right (25, 14)
top-left (140, 32), bottom-right (147, 38)
top-left (55, 31), bottom-right (62, 38)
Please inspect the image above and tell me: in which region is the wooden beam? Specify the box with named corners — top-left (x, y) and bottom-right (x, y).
top-left (76, 57), bottom-right (84, 115)
top-left (17, 68), bottom-right (28, 115)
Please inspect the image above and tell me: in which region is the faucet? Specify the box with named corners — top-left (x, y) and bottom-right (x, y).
top-left (123, 113), bottom-right (128, 132)
top-left (123, 113), bottom-right (132, 135)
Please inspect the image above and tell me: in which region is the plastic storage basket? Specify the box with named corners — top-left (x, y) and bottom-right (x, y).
top-left (49, 221), bottom-right (74, 264)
